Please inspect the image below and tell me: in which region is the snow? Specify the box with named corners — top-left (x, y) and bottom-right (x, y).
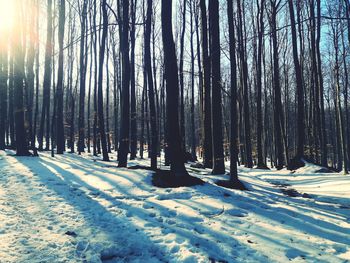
top-left (0, 151), bottom-right (349, 262)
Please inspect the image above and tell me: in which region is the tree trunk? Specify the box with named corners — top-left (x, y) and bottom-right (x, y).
top-left (288, 0), bottom-right (305, 166)
top-left (256, 0), bottom-right (266, 168)
top-left (209, 0), bottom-right (225, 174)
top-left (189, 1), bottom-right (197, 161)
top-left (145, 0), bottom-right (158, 169)
top-left (78, 0), bottom-right (88, 153)
top-left (199, 0), bottom-right (213, 168)
top-left (161, 0), bottom-right (188, 177)
top-left (98, 0), bottom-right (110, 161)
top-left (237, 0), bottom-right (253, 168)
top-left (269, 0), bottom-right (285, 169)
top-left (118, 0), bottom-right (131, 166)
top-left (56, 0), bottom-right (65, 154)
top-left (227, 0), bottom-right (238, 181)
top-left (179, 0), bottom-right (187, 155)
top-left (130, 0), bottom-right (137, 160)
top-left (13, 1), bottom-right (29, 156)
top-left (38, 0), bottom-right (53, 151)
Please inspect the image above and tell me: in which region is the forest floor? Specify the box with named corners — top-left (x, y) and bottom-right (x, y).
top-left (0, 150), bottom-right (349, 263)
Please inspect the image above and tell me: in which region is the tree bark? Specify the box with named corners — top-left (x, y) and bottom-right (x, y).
top-left (209, 0), bottom-right (225, 174)
top-left (199, 0), bottom-right (213, 169)
top-left (161, 0), bottom-right (188, 177)
top-left (98, 0), bottom-right (110, 161)
top-left (56, 0), bottom-right (66, 154)
top-left (118, 0), bottom-right (131, 167)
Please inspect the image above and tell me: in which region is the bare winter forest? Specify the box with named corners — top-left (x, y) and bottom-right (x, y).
top-left (0, 0), bottom-right (350, 262)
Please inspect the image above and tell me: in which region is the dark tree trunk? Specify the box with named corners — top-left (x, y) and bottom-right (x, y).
top-left (161, 0), bottom-right (188, 177)
top-left (227, 0), bottom-right (239, 181)
top-left (8, 54), bottom-right (15, 147)
top-left (78, 0), bottom-right (88, 153)
top-left (118, 0), bottom-right (131, 167)
top-left (315, 0), bottom-right (327, 166)
top-left (98, 0), bottom-right (110, 161)
top-left (189, 1), bottom-right (197, 161)
top-left (130, 0), bottom-right (137, 160)
top-left (13, 2), bottom-right (29, 156)
top-left (179, 0), bottom-right (187, 155)
top-left (194, 3), bottom-right (203, 160)
top-left (269, 0), bottom-right (285, 169)
top-left (56, 0), bottom-right (66, 154)
top-left (32, 0), bottom-right (40, 156)
top-left (112, 42), bottom-right (119, 152)
top-left (237, 0), bottom-right (253, 168)
top-left (256, 0), bottom-right (266, 168)
top-left (145, 0), bottom-right (158, 169)
top-left (92, 0), bottom-right (98, 156)
top-left (106, 43), bottom-right (111, 153)
top-left (0, 36), bottom-right (8, 149)
top-left (288, 0), bottom-right (305, 166)
top-left (209, 0), bottom-right (225, 174)
top-left (333, 24), bottom-right (348, 174)
top-left (25, 2), bottom-right (37, 154)
top-left (199, 0), bottom-right (213, 169)
top-left (38, 0), bottom-right (53, 151)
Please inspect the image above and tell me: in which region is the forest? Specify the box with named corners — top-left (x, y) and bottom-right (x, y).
top-left (0, 0), bottom-right (350, 262)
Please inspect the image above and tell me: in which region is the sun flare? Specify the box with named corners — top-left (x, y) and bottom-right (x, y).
top-left (0, 0), bottom-right (15, 32)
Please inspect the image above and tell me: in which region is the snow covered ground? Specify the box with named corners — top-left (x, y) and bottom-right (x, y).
top-left (0, 150), bottom-right (349, 263)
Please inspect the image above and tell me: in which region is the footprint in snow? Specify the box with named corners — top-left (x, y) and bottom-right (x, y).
top-left (285, 248), bottom-right (307, 260)
top-left (142, 203), bottom-right (154, 209)
top-left (148, 212), bottom-right (157, 218)
top-left (125, 211), bottom-right (132, 217)
top-left (166, 219), bottom-right (176, 225)
top-left (226, 209), bottom-right (248, 217)
top-left (165, 210), bottom-right (177, 217)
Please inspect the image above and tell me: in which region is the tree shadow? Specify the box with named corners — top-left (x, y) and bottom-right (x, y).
top-left (10, 152), bottom-right (350, 262)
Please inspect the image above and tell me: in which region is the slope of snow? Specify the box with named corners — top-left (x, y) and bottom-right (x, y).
top-left (0, 151), bottom-right (349, 262)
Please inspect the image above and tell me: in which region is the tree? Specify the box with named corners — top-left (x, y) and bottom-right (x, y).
top-left (288, 0), bottom-right (305, 168)
top-left (227, 0), bottom-right (238, 180)
top-left (209, 0), bottom-right (225, 174)
top-left (256, 0), bottom-right (267, 168)
top-left (56, 0), bottom-right (66, 154)
top-left (38, 0), bottom-right (53, 151)
top-left (161, 0), bottom-right (189, 177)
top-left (78, 0), bottom-right (88, 153)
top-left (268, 0), bottom-right (285, 169)
top-left (13, 0), bottom-right (29, 156)
top-left (0, 27), bottom-right (8, 149)
top-left (179, 0), bottom-right (187, 155)
top-left (145, 0), bottom-right (158, 169)
top-left (130, 0), bottom-right (137, 160)
top-left (237, 0), bottom-right (253, 168)
top-left (98, 0), bottom-right (110, 161)
top-left (199, 0), bottom-right (213, 169)
top-left (118, 0), bottom-right (131, 167)
top-left (189, 0), bottom-right (197, 161)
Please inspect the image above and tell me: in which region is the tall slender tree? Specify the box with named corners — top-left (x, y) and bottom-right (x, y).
top-left (118, 0), bottom-right (131, 167)
top-left (78, 0), bottom-right (88, 153)
top-left (98, 0), bottom-right (110, 161)
top-left (13, 0), bottom-right (29, 156)
top-left (227, 0), bottom-right (238, 180)
top-left (199, 0), bottom-right (213, 168)
top-left (288, 0), bottom-right (305, 168)
top-left (161, 0), bottom-right (189, 177)
top-left (209, 0), bottom-right (225, 174)
top-left (130, 0), bottom-right (137, 160)
top-left (56, 0), bottom-right (66, 154)
top-left (145, 0), bottom-right (158, 169)
top-left (38, 0), bottom-right (53, 151)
